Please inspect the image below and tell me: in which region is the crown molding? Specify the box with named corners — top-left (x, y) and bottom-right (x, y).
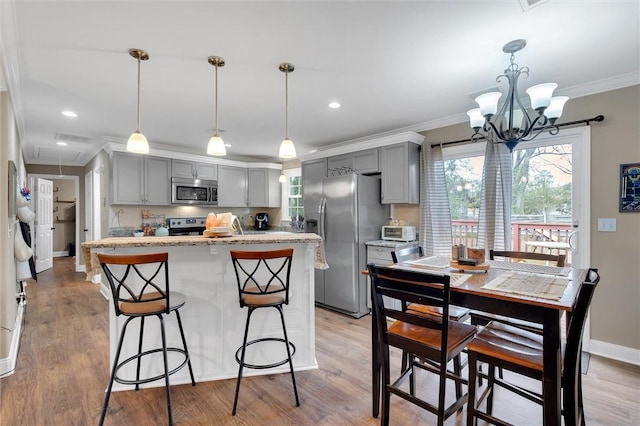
top-left (102, 137), bottom-right (281, 170)
top-left (299, 131), bottom-right (424, 162)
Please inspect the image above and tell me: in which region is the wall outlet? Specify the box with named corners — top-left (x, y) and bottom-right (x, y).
top-left (597, 218), bottom-right (617, 232)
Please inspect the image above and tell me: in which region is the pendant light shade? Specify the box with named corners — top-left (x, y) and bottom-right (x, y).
top-left (207, 56), bottom-right (226, 156)
top-left (127, 49), bottom-right (150, 154)
top-left (279, 63), bottom-right (296, 159)
top-left (279, 171), bottom-right (286, 183)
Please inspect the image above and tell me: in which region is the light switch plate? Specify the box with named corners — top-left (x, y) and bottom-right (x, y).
top-left (597, 218), bottom-right (617, 232)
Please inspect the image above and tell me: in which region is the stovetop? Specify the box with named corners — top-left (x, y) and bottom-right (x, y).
top-left (167, 217), bottom-right (206, 235)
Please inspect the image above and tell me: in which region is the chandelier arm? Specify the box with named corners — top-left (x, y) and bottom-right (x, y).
top-left (520, 113), bottom-right (548, 140)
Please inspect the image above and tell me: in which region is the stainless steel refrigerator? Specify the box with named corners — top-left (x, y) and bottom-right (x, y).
top-left (304, 173), bottom-right (389, 318)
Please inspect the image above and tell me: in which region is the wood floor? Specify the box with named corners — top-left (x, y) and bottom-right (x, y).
top-left (1, 257), bottom-right (639, 425)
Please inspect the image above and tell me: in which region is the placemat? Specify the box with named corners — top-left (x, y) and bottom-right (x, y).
top-left (406, 255), bottom-right (451, 269)
top-left (482, 271), bottom-right (570, 300)
top-left (391, 264), bottom-right (471, 288)
top-left (485, 260), bottom-right (570, 276)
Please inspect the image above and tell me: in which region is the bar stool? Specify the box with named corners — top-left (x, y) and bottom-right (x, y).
top-left (229, 248), bottom-right (300, 415)
top-left (97, 252), bottom-right (196, 426)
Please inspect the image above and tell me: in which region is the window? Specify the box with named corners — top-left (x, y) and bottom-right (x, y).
top-left (442, 139), bottom-right (574, 258)
top-left (280, 167), bottom-right (304, 222)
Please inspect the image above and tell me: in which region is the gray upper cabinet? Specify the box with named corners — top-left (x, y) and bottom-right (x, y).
top-left (111, 152), bottom-right (171, 205)
top-left (327, 148), bottom-right (379, 175)
top-left (247, 168), bottom-right (281, 207)
top-left (217, 165), bottom-right (247, 207)
top-left (380, 142), bottom-right (420, 204)
top-left (352, 148), bottom-right (379, 174)
top-left (172, 159), bottom-right (218, 180)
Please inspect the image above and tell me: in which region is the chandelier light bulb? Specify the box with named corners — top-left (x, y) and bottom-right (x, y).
top-left (467, 108), bottom-right (484, 129)
top-left (207, 135), bottom-right (226, 156)
top-left (545, 96), bottom-right (570, 121)
top-left (279, 138), bottom-right (297, 159)
top-left (475, 92), bottom-right (502, 117)
top-left (526, 83), bottom-right (557, 112)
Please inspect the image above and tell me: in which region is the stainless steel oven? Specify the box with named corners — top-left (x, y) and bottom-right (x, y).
top-left (171, 177), bottom-right (218, 205)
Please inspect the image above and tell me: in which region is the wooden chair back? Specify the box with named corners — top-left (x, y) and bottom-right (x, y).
top-left (489, 249), bottom-right (566, 267)
top-left (563, 268), bottom-right (600, 424)
top-left (367, 264), bottom-right (450, 360)
top-left (391, 246), bottom-right (424, 263)
top-left (230, 248), bottom-right (294, 307)
top-left (98, 252), bottom-right (171, 316)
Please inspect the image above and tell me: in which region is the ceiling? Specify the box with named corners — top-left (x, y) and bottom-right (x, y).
top-left (1, 0), bottom-right (638, 166)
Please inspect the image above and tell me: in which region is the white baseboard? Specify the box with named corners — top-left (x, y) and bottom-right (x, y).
top-left (590, 339), bottom-right (640, 366)
top-left (53, 251), bottom-right (69, 257)
top-left (0, 302), bottom-right (25, 377)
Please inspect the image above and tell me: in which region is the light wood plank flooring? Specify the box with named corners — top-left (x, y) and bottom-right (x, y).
top-left (1, 257), bottom-right (638, 425)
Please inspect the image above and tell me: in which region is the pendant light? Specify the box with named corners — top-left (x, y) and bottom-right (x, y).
top-left (126, 49), bottom-right (150, 154)
top-left (279, 170), bottom-right (286, 183)
top-left (278, 63), bottom-right (297, 159)
top-left (207, 56), bottom-right (226, 156)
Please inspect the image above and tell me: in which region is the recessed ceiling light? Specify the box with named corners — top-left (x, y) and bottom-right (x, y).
top-left (56, 141), bottom-right (68, 146)
top-left (62, 110), bottom-right (78, 118)
top-left (328, 102), bottom-right (341, 109)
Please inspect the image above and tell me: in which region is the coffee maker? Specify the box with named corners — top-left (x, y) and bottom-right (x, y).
top-left (254, 212), bottom-right (269, 230)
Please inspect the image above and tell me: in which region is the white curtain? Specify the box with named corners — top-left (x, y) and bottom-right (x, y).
top-left (419, 142), bottom-right (452, 256)
top-left (477, 141), bottom-right (513, 251)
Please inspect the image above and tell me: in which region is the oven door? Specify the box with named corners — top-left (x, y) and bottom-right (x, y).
top-left (171, 177), bottom-right (218, 205)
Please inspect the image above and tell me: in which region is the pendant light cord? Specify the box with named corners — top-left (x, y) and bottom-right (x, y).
top-left (284, 70), bottom-right (289, 140)
top-left (214, 63), bottom-right (219, 137)
top-left (136, 56), bottom-right (141, 133)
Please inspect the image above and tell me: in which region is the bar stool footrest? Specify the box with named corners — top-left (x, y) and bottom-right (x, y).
top-left (235, 337), bottom-right (296, 370)
top-left (114, 347), bottom-right (190, 386)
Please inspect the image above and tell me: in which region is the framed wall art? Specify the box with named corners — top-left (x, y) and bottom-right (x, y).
top-left (620, 163), bottom-right (640, 212)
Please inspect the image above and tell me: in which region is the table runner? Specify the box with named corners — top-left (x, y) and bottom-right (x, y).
top-left (482, 271), bottom-right (571, 300)
top-left (485, 260), bottom-right (570, 276)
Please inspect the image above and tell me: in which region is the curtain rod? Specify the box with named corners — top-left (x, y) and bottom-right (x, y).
top-left (430, 114), bottom-right (605, 148)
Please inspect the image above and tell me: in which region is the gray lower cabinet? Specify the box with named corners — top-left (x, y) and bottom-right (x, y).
top-left (380, 142), bottom-right (420, 204)
top-left (217, 165), bottom-right (247, 207)
top-left (247, 168), bottom-right (281, 207)
top-left (111, 152), bottom-right (171, 205)
top-left (172, 159), bottom-right (218, 180)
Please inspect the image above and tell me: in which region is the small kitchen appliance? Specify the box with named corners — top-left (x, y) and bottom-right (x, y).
top-left (254, 213), bottom-right (269, 230)
top-left (381, 225), bottom-right (417, 242)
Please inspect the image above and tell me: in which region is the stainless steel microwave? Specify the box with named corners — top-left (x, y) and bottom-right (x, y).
top-left (171, 177), bottom-right (218, 205)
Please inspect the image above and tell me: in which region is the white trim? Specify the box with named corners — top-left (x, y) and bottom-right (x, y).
top-left (299, 131), bottom-right (424, 162)
top-left (102, 140), bottom-right (282, 170)
top-left (590, 340), bottom-right (640, 366)
top-left (53, 251), bottom-right (70, 257)
top-left (280, 167), bottom-right (302, 221)
top-left (0, 302), bottom-right (25, 377)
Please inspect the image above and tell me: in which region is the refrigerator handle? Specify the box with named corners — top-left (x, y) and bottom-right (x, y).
top-left (319, 198), bottom-right (326, 240)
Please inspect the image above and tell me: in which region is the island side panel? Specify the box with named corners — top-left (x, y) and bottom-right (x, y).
top-left (96, 241), bottom-right (317, 391)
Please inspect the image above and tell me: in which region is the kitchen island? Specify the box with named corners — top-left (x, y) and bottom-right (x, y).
top-left (82, 233), bottom-right (323, 391)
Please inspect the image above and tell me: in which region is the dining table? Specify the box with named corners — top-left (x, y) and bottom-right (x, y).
top-left (368, 256), bottom-right (588, 426)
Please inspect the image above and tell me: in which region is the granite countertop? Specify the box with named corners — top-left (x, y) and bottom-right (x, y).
top-left (81, 233), bottom-right (326, 280)
top-left (365, 240), bottom-right (419, 248)
top-left (82, 233), bottom-right (322, 249)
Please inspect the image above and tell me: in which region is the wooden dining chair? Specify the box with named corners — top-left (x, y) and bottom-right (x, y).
top-left (489, 249), bottom-right (566, 266)
top-left (392, 246), bottom-right (471, 322)
top-left (466, 268), bottom-right (600, 426)
top-left (368, 264), bottom-right (476, 426)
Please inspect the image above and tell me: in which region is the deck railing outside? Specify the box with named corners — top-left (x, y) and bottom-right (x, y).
top-left (451, 220), bottom-right (573, 265)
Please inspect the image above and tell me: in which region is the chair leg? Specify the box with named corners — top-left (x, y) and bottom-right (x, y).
top-left (437, 360), bottom-right (447, 426)
top-left (174, 310), bottom-right (196, 386)
top-left (276, 305), bottom-right (300, 407)
top-left (99, 316), bottom-right (133, 426)
top-left (453, 355), bottom-right (463, 400)
top-left (409, 353), bottom-right (416, 396)
top-left (467, 351), bottom-right (478, 426)
top-left (381, 344), bottom-right (391, 426)
top-left (158, 314), bottom-right (173, 426)
top-left (487, 364), bottom-right (496, 415)
top-left (135, 316), bottom-right (145, 391)
top-left (232, 307), bottom-right (255, 416)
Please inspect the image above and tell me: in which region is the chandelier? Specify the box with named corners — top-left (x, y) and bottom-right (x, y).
top-left (467, 39), bottom-right (569, 152)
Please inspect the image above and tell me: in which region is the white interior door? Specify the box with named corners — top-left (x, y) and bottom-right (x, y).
top-left (35, 178), bottom-right (53, 272)
top-left (84, 171), bottom-right (93, 242)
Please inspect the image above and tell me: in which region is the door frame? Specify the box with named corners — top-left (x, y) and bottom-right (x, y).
top-left (28, 173), bottom-right (81, 272)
